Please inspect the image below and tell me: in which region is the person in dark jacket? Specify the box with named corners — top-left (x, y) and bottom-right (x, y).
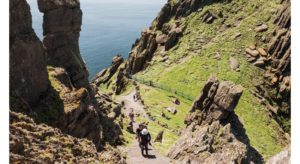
top-left (136, 124), bottom-right (143, 142)
top-left (139, 128), bottom-right (151, 156)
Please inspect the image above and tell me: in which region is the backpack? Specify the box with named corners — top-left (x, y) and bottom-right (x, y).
top-left (140, 133), bottom-right (150, 144)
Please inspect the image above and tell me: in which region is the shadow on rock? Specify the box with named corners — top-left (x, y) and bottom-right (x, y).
top-left (144, 155), bottom-right (156, 159)
top-left (224, 113), bottom-right (264, 163)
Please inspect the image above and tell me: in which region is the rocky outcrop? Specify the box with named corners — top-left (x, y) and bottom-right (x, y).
top-left (92, 55), bottom-right (128, 95)
top-left (38, 0), bottom-right (89, 88)
top-left (168, 121), bottom-right (248, 163)
top-left (248, 0), bottom-right (290, 131)
top-left (154, 0), bottom-right (206, 30)
top-left (93, 55), bottom-right (124, 85)
top-left (202, 10), bottom-right (217, 24)
top-left (125, 0), bottom-right (224, 75)
top-left (167, 77), bottom-right (262, 163)
top-left (10, 111), bottom-right (125, 163)
top-left (92, 55), bottom-right (124, 86)
top-left (38, 67), bottom-right (123, 150)
top-left (10, 111), bottom-right (101, 163)
top-left (127, 29), bottom-right (158, 74)
top-left (185, 76), bottom-right (243, 126)
top-left (126, 22), bottom-right (184, 74)
top-left (10, 0), bottom-right (49, 106)
top-left (265, 0), bottom-right (290, 130)
top-left (10, 0), bottom-right (125, 163)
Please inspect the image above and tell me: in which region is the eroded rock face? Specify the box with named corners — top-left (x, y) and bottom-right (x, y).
top-left (10, 111), bottom-right (100, 163)
top-left (155, 0), bottom-right (204, 30)
top-left (93, 55), bottom-right (124, 85)
top-left (10, 0), bottom-right (49, 106)
top-left (10, 0), bottom-right (125, 163)
top-left (9, 111), bottom-right (125, 163)
top-left (185, 76), bottom-right (243, 126)
top-left (168, 121), bottom-right (248, 164)
top-left (168, 77), bottom-right (250, 163)
top-left (125, 0), bottom-right (221, 75)
top-left (43, 67), bottom-right (123, 150)
top-left (266, 0), bottom-right (290, 131)
top-left (249, 0), bottom-right (290, 131)
top-left (127, 29), bottom-right (158, 74)
top-left (92, 55), bottom-right (128, 95)
top-left (38, 0), bottom-right (89, 88)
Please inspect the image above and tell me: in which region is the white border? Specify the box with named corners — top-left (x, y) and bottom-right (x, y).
top-left (0, 0), bottom-right (9, 163)
top-left (0, 0), bottom-right (298, 163)
top-left (291, 0), bottom-right (299, 163)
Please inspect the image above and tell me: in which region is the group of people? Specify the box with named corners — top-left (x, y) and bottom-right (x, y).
top-left (127, 93), bottom-right (152, 157)
top-left (136, 124), bottom-right (152, 157)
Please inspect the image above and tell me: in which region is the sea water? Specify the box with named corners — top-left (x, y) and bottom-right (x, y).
top-left (27, 0), bottom-right (165, 79)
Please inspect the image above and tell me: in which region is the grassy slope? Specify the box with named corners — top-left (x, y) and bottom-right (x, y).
top-left (113, 83), bottom-right (192, 155)
top-left (134, 0), bottom-right (287, 159)
top-left (134, 84), bottom-right (192, 154)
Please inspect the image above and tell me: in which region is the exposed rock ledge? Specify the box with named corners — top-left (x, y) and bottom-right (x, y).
top-left (167, 76), bottom-right (263, 163)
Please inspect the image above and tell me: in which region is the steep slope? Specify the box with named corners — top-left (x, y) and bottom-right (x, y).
top-left (95, 0), bottom-right (290, 160)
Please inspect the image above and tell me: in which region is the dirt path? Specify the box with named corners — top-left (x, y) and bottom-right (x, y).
top-left (119, 90), bottom-right (172, 164)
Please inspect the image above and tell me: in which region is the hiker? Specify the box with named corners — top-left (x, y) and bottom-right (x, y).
top-left (127, 121), bottom-right (134, 133)
top-left (133, 92), bottom-right (139, 102)
top-left (139, 128), bottom-right (151, 156)
top-left (133, 94), bottom-right (136, 102)
top-left (129, 109), bottom-right (134, 122)
top-left (136, 124), bottom-right (144, 142)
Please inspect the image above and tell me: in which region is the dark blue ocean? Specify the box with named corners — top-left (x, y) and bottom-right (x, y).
top-left (27, 0), bottom-right (165, 79)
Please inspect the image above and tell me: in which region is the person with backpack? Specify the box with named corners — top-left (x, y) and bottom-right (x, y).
top-left (139, 128), bottom-right (151, 156)
top-left (136, 123), bottom-right (143, 142)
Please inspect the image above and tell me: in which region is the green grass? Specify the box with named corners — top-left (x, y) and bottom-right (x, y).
top-left (133, 0), bottom-right (286, 159)
top-left (139, 84), bottom-right (192, 131)
top-left (139, 85), bottom-right (193, 154)
top-left (30, 66), bottom-right (64, 124)
top-left (132, 109), bottom-right (182, 155)
top-left (118, 83), bottom-right (192, 155)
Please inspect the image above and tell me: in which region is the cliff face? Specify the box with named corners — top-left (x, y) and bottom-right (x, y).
top-left (10, 0), bottom-right (49, 106)
top-left (10, 0), bottom-right (125, 163)
top-left (43, 67), bottom-right (123, 150)
top-left (38, 0), bottom-right (89, 88)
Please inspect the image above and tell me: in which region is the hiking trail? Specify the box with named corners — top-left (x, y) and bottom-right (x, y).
top-left (119, 90), bottom-right (172, 164)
